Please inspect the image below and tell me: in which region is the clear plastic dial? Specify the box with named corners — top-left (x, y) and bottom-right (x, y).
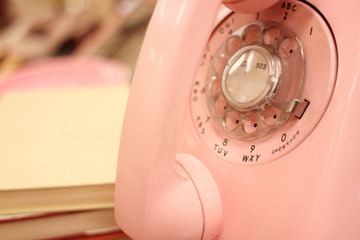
top-left (207, 21), bottom-right (305, 139)
top-left (190, 0), bottom-right (337, 165)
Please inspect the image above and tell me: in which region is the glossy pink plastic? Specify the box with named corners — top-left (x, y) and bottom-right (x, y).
top-left (115, 0), bottom-right (360, 239)
top-left (115, 0), bottom-right (224, 239)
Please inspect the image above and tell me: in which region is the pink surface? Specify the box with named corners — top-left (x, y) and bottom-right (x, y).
top-left (115, 0), bottom-right (224, 239)
top-left (223, 0), bottom-right (278, 13)
top-left (115, 0), bottom-right (360, 239)
top-left (0, 57), bottom-right (130, 92)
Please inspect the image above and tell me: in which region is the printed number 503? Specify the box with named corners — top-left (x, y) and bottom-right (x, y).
top-left (256, 63), bottom-right (267, 70)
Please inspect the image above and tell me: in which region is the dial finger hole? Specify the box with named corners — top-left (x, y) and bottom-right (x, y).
top-left (243, 25), bottom-right (261, 45)
top-left (226, 35), bottom-right (242, 55)
top-left (213, 55), bottom-right (228, 74)
top-left (210, 76), bottom-right (221, 96)
top-left (262, 105), bottom-right (281, 125)
top-left (263, 27), bottom-right (280, 45)
top-left (243, 113), bottom-right (259, 134)
top-left (214, 96), bottom-right (228, 116)
top-left (278, 38), bottom-right (297, 57)
top-left (225, 111), bottom-right (240, 131)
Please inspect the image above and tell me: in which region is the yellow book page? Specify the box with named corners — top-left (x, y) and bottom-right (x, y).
top-left (0, 85), bottom-right (129, 190)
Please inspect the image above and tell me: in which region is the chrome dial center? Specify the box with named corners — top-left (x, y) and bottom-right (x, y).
top-left (222, 45), bottom-right (280, 112)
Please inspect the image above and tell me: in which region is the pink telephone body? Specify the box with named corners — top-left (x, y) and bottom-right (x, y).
top-left (115, 0), bottom-right (360, 239)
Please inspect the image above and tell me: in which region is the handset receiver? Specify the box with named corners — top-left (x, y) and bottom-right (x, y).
top-left (115, 0), bottom-right (223, 239)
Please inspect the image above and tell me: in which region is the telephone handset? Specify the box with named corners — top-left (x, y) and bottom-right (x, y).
top-left (115, 0), bottom-right (360, 239)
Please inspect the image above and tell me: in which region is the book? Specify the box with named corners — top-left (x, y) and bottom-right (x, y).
top-left (0, 57), bottom-right (130, 214)
top-left (0, 208), bottom-right (129, 240)
top-left (0, 184), bottom-right (115, 215)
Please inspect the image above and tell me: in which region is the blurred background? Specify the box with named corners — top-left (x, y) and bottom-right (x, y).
top-left (0, 0), bottom-right (157, 239)
top-left (0, 0), bottom-right (156, 78)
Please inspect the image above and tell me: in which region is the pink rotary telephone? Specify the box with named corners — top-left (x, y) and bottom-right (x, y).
top-left (115, 0), bottom-right (360, 239)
